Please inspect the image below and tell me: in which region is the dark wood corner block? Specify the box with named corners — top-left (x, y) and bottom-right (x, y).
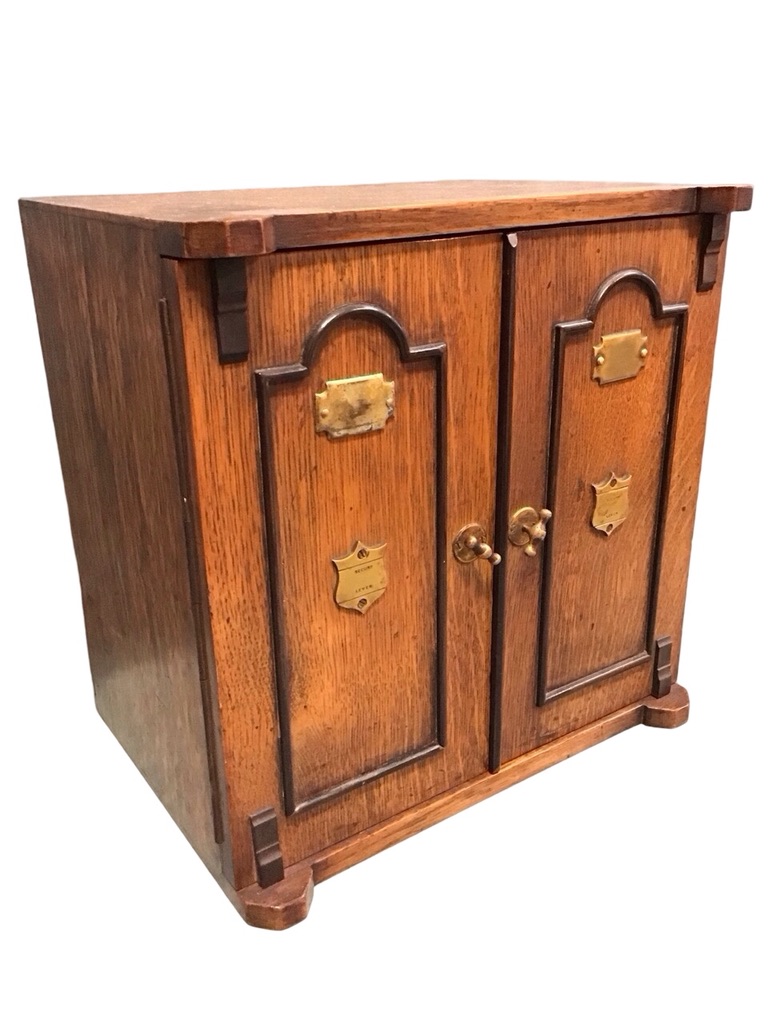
top-left (19, 179), bottom-right (750, 927)
top-left (697, 213), bottom-right (729, 292)
top-left (210, 257), bottom-right (249, 363)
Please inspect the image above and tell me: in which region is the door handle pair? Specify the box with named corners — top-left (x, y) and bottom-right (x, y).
top-left (453, 507), bottom-right (551, 566)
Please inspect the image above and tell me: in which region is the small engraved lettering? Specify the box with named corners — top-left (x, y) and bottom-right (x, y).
top-left (332, 540), bottom-right (388, 614)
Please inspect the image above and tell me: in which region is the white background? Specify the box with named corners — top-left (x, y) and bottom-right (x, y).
top-left (2, 3), bottom-right (765, 1021)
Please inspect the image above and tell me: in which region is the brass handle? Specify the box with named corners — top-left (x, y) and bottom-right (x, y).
top-left (453, 524), bottom-right (501, 566)
top-left (509, 507), bottom-right (552, 557)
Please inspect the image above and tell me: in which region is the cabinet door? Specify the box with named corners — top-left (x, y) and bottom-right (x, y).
top-left (172, 234), bottom-right (501, 885)
top-left (494, 216), bottom-right (721, 765)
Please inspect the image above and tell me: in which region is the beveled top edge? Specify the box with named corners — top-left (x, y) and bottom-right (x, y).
top-left (19, 180), bottom-right (753, 257)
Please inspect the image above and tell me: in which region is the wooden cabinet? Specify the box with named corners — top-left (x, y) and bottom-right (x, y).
top-left (20, 180), bottom-right (751, 928)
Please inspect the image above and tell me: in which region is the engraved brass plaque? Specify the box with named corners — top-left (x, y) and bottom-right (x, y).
top-left (592, 472), bottom-right (632, 535)
top-left (332, 540), bottom-right (388, 614)
top-left (315, 373), bottom-right (395, 439)
top-left (593, 329), bottom-right (649, 385)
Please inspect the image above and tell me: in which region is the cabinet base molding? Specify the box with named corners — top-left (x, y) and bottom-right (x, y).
top-left (233, 684), bottom-right (689, 929)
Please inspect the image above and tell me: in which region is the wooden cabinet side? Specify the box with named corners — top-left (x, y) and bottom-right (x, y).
top-left (653, 215), bottom-right (733, 684)
top-left (20, 205), bottom-right (225, 880)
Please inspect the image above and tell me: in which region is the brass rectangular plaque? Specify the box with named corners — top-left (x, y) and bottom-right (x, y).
top-left (332, 540), bottom-right (387, 613)
top-left (315, 373), bottom-right (395, 438)
top-left (593, 329), bottom-right (649, 385)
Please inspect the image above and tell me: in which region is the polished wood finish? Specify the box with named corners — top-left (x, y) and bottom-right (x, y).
top-left (20, 181), bottom-right (748, 929)
top-left (171, 234), bottom-right (501, 886)
top-left (539, 269), bottom-right (687, 704)
top-left (20, 205), bottom-right (224, 878)
top-left (234, 682), bottom-right (690, 929)
top-left (495, 215), bottom-right (726, 765)
top-left (310, 684), bottom-right (692, 877)
top-left (20, 180), bottom-right (752, 257)
top-left (236, 864), bottom-right (314, 930)
top-left (254, 302), bottom-right (448, 815)
top-left (642, 682), bottom-right (690, 729)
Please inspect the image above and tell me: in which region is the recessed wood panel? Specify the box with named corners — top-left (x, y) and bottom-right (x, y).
top-left (255, 306), bottom-right (445, 812)
top-left (541, 273), bottom-right (686, 701)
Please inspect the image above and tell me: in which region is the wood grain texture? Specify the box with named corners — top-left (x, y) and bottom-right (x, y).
top-left (159, 275), bottom-right (230, 865)
top-left (231, 684), bottom-right (689, 927)
top-left (171, 233), bottom-right (501, 888)
top-left (539, 270), bottom-right (686, 702)
top-left (497, 215), bottom-right (713, 764)
top-left (254, 303), bottom-right (446, 814)
top-left (652, 223), bottom-right (731, 687)
top-left (22, 180), bottom-right (745, 928)
top-left (20, 206), bottom-right (222, 877)
top-left (19, 180), bottom-right (752, 258)
top-left (311, 685), bottom-right (690, 880)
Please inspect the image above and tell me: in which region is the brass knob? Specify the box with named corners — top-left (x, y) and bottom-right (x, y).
top-left (509, 507), bottom-right (552, 557)
top-left (453, 524), bottom-right (501, 566)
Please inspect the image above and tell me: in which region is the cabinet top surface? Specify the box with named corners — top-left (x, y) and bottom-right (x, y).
top-left (20, 179), bottom-right (752, 259)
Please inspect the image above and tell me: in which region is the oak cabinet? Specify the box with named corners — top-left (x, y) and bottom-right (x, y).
top-left (20, 180), bottom-right (751, 927)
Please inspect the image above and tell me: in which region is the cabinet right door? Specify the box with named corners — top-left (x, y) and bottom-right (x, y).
top-left (494, 214), bottom-right (726, 765)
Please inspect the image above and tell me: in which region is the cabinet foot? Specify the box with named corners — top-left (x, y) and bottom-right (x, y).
top-left (642, 683), bottom-right (689, 729)
top-left (235, 864), bottom-right (314, 930)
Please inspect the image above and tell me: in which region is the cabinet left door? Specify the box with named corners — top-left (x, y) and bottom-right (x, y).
top-left (164, 234), bottom-right (502, 888)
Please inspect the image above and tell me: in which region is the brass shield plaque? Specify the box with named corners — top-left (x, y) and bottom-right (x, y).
top-left (315, 373), bottom-right (395, 438)
top-left (591, 472), bottom-right (632, 535)
top-left (332, 540), bottom-right (387, 613)
top-left (593, 329), bottom-right (649, 385)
